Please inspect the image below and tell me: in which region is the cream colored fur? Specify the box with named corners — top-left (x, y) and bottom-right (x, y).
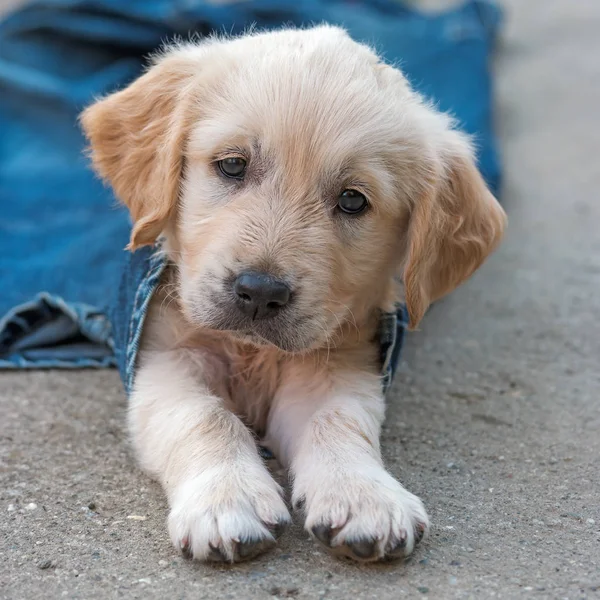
top-left (81, 26), bottom-right (506, 563)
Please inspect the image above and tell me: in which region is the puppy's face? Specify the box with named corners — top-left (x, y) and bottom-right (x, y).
top-left (82, 27), bottom-right (506, 352)
top-left (174, 32), bottom-right (423, 351)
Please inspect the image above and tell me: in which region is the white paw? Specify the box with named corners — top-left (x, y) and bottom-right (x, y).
top-left (168, 466), bottom-right (291, 562)
top-left (294, 465), bottom-right (429, 562)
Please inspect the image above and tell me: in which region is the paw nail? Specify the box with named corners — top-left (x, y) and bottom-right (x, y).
top-left (267, 521), bottom-right (287, 539)
top-left (311, 524), bottom-right (333, 546)
top-left (236, 537), bottom-right (275, 561)
top-left (386, 535), bottom-right (407, 557)
top-left (414, 525), bottom-right (426, 544)
top-left (180, 538), bottom-right (192, 559)
top-left (207, 543), bottom-right (227, 562)
top-left (347, 539), bottom-right (377, 559)
top-left (237, 541), bottom-right (260, 560)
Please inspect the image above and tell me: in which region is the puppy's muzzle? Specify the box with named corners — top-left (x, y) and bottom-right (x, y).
top-left (233, 271), bottom-right (291, 320)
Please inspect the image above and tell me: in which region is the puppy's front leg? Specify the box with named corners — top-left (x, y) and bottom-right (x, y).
top-left (129, 349), bottom-right (290, 562)
top-left (267, 365), bottom-right (429, 562)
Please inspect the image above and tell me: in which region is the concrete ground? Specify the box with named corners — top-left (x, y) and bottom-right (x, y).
top-left (1, 1), bottom-right (599, 598)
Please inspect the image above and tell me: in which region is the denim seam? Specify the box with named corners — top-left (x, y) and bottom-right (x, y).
top-left (125, 248), bottom-right (167, 392)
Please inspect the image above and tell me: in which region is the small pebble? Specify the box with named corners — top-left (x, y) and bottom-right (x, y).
top-left (126, 515), bottom-right (147, 521)
top-left (450, 560), bottom-right (461, 566)
top-left (449, 576), bottom-right (458, 585)
top-left (7, 504), bottom-right (16, 512)
top-left (38, 559), bottom-right (55, 570)
top-left (270, 586), bottom-right (299, 597)
top-left (587, 518), bottom-right (595, 525)
top-left (25, 503), bottom-right (37, 510)
top-left (417, 587), bottom-right (429, 594)
top-left (561, 512), bottom-right (583, 521)
top-left (158, 560), bottom-right (168, 567)
top-left (87, 502), bottom-right (97, 511)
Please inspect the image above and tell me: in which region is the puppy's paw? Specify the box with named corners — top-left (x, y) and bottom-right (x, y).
top-left (168, 467), bottom-right (291, 562)
top-left (295, 466), bottom-right (429, 562)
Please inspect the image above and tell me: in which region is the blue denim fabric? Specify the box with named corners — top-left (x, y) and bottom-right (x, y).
top-left (0, 0), bottom-right (502, 392)
top-left (379, 305), bottom-right (410, 394)
top-left (111, 245), bottom-right (167, 393)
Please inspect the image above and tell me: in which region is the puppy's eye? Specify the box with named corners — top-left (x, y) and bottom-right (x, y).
top-left (218, 157), bottom-right (247, 179)
top-left (337, 189), bottom-right (368, 215)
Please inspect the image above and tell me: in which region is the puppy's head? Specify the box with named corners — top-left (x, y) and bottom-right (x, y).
top-left (81, 26), bottom-right (506, 352)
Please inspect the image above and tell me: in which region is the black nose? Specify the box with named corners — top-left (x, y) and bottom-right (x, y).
top-left (233, 271), bottom-right (291, 320)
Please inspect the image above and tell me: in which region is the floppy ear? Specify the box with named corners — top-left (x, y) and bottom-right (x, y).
top-left (80, 53), bottom-right (197, 249)
top-left (403, 134), bottom-right (507, 329)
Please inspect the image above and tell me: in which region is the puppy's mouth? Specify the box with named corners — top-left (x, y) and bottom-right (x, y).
top-left (210, 318), bottom-right (312, 353)
top-left (190, 295), bottom-right (317, 353)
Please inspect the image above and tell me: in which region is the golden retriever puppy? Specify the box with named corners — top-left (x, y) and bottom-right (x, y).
top-left (81, 26), bottom-right (506, 563)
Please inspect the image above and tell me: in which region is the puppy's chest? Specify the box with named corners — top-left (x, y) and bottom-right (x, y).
top-left (210, 341), bottom-right (283, 435)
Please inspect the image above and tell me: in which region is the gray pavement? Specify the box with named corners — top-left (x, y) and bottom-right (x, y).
top-left (1, 1), bottom-right (599, 598)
